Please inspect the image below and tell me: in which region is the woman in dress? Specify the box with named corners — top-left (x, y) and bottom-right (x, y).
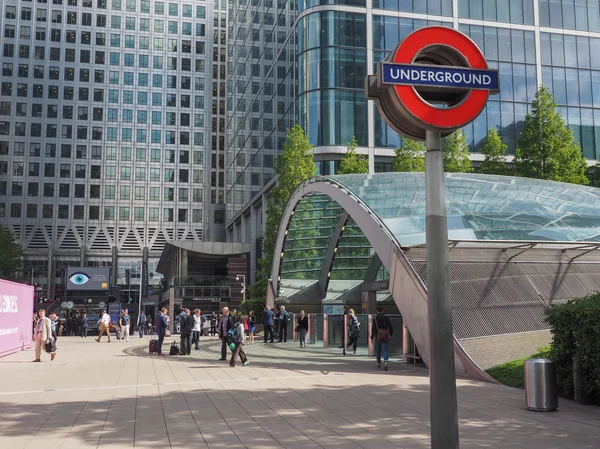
top-left (247, 311), bottom-right (256, 345)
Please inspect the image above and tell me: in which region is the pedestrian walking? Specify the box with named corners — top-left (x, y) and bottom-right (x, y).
top-left (155, 308), bottom-right (168, 355)
top-left (180, 309), bottom-right (194, 355)
top-left (96, 310), bottom-right (112, 342)
top-left (230, 316), bottom-right (249, 367)
top-left (346, 309), bottom-right (360, 355)
top-left (49, 314), bottom-right (58, 341)
top-left (371, 306), bottom-right (394, 371)
top-left (247, 311), bottom-right (256, 345)
top-left (210, 312), bottom-right (217, 336)
top-left (120, 310), bottom-right (131, 342)
top-left (297, 310), bottom-right (309, 348)
top-left (192, 309), bottom-right (203, 350)
top-left (217, 307), bottom-right (233, 360)
top-left (138, 311), bottom-right (146, 337)
top-left (263, 306), bottom-right (274, 343)
top-left (80, 313), bottom-right (88, 338)
top-left (33, 309), bottom-right (56, 362)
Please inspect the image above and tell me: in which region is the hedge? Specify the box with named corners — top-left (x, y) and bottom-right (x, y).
top-left (545, 292), bottom-right (600, 404)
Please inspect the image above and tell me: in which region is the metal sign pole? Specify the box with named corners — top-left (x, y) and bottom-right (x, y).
top-left (425, 130), bottom-right (459, 449)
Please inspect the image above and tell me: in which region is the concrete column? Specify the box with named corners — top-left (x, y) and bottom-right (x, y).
top-left (181, 249), bottom-right (188, 277)
top-left (47, 246), bottom-right (54, 300)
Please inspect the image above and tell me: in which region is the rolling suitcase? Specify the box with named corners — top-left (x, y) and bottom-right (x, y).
top-left (149, 334), bottom-right (158, 354)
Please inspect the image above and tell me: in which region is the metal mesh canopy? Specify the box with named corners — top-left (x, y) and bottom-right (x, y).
top-left (327, 172), bottom-right (600, 245)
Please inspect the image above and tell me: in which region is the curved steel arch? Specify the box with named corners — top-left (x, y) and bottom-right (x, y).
top-left (270, 177), bottom-right (493, 381)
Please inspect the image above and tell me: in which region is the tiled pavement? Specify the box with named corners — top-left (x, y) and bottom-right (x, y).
top-left (0, 335), bottom-right (599, 449)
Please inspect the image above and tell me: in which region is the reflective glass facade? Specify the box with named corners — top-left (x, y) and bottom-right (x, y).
top-left (227, 0), bottom-right (600, 230)
top-left (0, 0), bottom-right (224, 296)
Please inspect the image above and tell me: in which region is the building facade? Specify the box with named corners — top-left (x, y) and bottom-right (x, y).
top-left (226, 0), bottom-right (600, 281)
top-left (0, 0), bottom-right (226, 300)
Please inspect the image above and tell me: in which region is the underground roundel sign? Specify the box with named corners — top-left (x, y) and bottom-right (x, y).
top-left (366, 27), bottom-right (500, 141)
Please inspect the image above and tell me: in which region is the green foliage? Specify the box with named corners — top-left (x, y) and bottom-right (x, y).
top-left (442, 129), bottom-right (473, 173)
top-left (485, 346), bottom-right (552, 388)
top-left (393, 137), bottom-right (425, 172)
top-left (480, 128), bottom-right (509, 175)
top-left (0, 226), bottom-right (22, 281)
top-left (240, 298), bottom-right (265, 324)
top-left (256, 125), bottom-right (317, 296)
top-left (515, 86), bottom-right (589, 185)
top-left (544, 293), bottom-right (600, 403)
top-left (338, 136), bottom-right (369, 174)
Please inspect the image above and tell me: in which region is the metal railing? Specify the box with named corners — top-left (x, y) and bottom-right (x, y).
top-left (291, 313), bottom-right (404, 357)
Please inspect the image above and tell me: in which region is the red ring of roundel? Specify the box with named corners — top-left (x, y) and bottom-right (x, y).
top-left (392, 27), bottom-right (490, 130)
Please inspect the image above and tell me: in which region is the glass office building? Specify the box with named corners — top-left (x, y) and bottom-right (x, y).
top-left (0, 0), bottom-right (226, 299)
top-left (226, 0), bottom-right (600, 278)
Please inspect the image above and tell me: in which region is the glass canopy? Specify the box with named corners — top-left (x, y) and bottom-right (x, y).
top-left (327, 172), bottom-right (600, 245)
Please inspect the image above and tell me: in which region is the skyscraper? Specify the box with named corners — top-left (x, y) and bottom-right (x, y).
top-left (0, 0), bottom-right (225, 299)
top-left (226, 0), bottom-right (600, 281)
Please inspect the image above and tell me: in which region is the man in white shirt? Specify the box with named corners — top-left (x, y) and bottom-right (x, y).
top-left (192, 309), bottom-right (203, 350)
top-left (33, 309), bottom-right (56, 362)
top-left (96, 310), bottom-right (112, 343)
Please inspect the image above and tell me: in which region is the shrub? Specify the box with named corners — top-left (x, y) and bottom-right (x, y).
top-left (544, 292), bottom-right (600, 403)
top-left (240, 297), bottom-right (265, 324)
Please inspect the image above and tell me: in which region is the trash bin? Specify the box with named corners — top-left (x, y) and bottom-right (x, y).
top-left (524, 358), bottom-right (558, 411)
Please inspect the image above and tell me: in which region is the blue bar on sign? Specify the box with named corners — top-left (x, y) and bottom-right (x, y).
top-left (381, 63), bottom-right (499, 92)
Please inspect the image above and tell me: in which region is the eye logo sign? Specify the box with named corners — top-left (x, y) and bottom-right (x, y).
top-left (365, 26), bottom-right (500, 140)
top-left (69, 272), bottom-right (90, 286)
top-left (66, 267), bottom-right (110, 290)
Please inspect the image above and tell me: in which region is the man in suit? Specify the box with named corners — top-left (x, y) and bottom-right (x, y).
top-left (179, 309), bottom-right (194, 355)
top-left (263, 306), bottom-right (274, 343)
top-left (156, 308), bottom-right (168, 355)
top-left (33, 309), bottom-right (56, 362)
top-left (217, 307), bottom-right (233, 361)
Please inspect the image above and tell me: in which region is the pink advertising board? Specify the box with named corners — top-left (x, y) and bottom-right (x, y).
top-left (0, 279), bottom-right (34, 358)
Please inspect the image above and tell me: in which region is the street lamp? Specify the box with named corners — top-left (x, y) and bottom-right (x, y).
top-left (235, 275), bottom-right (246, 303)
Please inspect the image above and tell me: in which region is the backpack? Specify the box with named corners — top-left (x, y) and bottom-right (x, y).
top-left (169, 341), bottom-right (179, 355)
top-left (226, 326), bottom-right (237, 348)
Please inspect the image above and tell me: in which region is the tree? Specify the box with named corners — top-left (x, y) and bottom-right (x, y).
top-left (441, 129), bottom-right (473, 173)
top-left (515, 86), bottom-right (588, 185)
top-left (250, 125), bottom-right (317, 304)
top-left (392, 137), bottom-right (425, 172)
top-left (337, 136), bottom-right (368, 174)
top-left (0, 226), bottom-right (22, 281)
top-left (480, 128), bottom-right (509, 175)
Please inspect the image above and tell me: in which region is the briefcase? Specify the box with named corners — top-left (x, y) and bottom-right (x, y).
top-left (44, 340), bottom-right (56, 353)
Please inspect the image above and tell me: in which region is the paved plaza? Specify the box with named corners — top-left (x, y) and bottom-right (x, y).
top-left (0, 335), bottom-right (598, 449)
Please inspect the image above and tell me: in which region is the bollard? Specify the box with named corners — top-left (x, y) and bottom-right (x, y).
top-left (323, 314), bottom-right (328, 348)
top-left (343, 313), bottom-right (348, 355)
top-left (524, 359), bottom-right (558, 411)
top-left (367, 314), bottom-right (375, 356)
top-left (292, 313), bottom-right (297, 341)
top-left (307, 313), bottom-right (311, 345)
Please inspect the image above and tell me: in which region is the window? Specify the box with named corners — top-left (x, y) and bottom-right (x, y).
top-left (192, 209), bottom-right (202, 222)
top-left (74, 205), bottom-right (84, 220)
top-left (135, 186), bottom-right (145, 200)
top-left (59, 183), bottom-right (70, 197)
top-left (90, 165), bottom-right (101, 178)
top-left (75, 164), bottom-right (86, 178)
top-left (134, 207), bottom-right (144, 221)
top-left (90, 185), bottom-right (100, 198)
top-left (119, 185), bottom-right (130, 199)
top-left (89, 206), bottom-right (100, 220)
top-left (104, 206), bottom-right (115, 220)
top-left (105, 166), bottom-right (116, 179)
top-left (43, 183), bottom-right (54, 196)
top-left (135, 167), bottom-right (145, 180)
top-left (58, 205), bottom-right (69, 219)
top-left (164, 208), bottom-right (173, 222)
top-left (76, 145), bottom-right (87, 158)
top-left (12, 182), bottom-right (23, 196)
top-left (75, 184), bottom-right (85, 198)
top-left (125, 17), bottom-right (135, 30)
top-left (149, 208), bottom-right (159, 221)
top-left (60, 164), bottom-right (70, 177)
top-left (149, 187), bottom-right (159, 200)
top-left (91, 147), bottom-right (102, 160)
top-left (193, 188), bottom-right (202, 202)
top-left (120, 166), bottom-right (131, 179)
top-left (150, 168), bottom-right (160, 181)
top-left (105, 184), bottom-right (115, 198)
top-left (5, 25), bottom-right (15, 38)
top-left (28, 182), bottom-right (39, 196)
top-left (5, 6), bottom-right (16, 19)
top-left (119, 207), bottom-right (129, 220)
top-left (42, 204), bottom-right (53, 218)
top-left (178, 209), bottom-right (188, 222)
top-left (11, 204), bottom-right (22, 218)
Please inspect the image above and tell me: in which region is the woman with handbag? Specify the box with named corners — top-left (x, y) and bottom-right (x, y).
top-left (371, 306), bottom-right (394, 371)
top-left (346, 309), bottom-right (360, 355)
top-left (296, 310), bottom-right (309, 348)
top-left (247, 311), bottom-right (256, 345)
